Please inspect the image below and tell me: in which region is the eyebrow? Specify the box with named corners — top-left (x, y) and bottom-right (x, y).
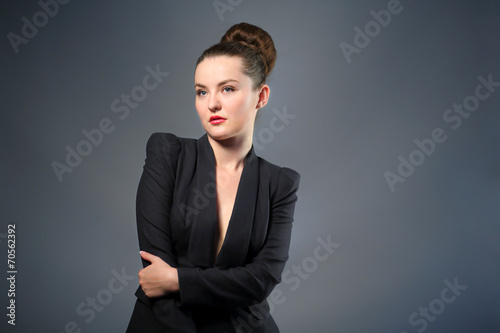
top-left (194, 79), bottom-right (239, 89)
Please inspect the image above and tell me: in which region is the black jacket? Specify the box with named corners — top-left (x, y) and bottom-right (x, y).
top-left (129, 133), bottom-right (300, 332)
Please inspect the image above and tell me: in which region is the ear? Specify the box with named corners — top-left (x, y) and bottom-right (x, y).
top-left (256, 84), bottom-right (270, 109)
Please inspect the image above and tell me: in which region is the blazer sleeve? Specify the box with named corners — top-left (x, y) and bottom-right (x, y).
top-left (177, 167), bottom-right (300, 308)
top-left (135, 133), bottom-right (196, 332)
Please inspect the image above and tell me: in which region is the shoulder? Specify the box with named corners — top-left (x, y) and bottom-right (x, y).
top-left (146, 132), bottom-right (179, 154)
top-left (258, 156), bottom-right (300, 181)
top-left (257, 156), bottom-right (300, 193)
top-left (145, 132), bottom-right (197, 155)
top-left (143, 133), bottom-right (200, 173)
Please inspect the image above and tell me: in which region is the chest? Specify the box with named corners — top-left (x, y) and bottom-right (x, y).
top-left (168, 144), bottom-right (271, 268)
top-left (214, 168), bottom-right (242, 255)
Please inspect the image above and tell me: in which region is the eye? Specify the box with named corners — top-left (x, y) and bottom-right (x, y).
top-left (196, 90), bottom-right (207, 97)
top-left (223, 86), bottom-right (234, 93)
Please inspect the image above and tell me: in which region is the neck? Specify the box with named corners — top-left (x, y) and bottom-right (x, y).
top-left (207, 134), bottom-right (253, 171)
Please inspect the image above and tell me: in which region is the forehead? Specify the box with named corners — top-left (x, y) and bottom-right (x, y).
top-left (195, 56), bottom-right (247, 84)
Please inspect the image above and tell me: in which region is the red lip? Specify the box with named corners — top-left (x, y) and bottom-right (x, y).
top-left (209, 116), bottom-right (226, 124)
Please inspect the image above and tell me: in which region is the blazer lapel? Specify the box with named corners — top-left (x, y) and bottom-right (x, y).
top-left (188, 134), bottom-right (218, 268)
top-left (187, 134), bottom-right (259, 269)
top-left (215, 145), bottom-right (259, 268)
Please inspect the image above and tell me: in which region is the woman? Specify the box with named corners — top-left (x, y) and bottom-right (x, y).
top-left (126, 22), bottom-right (300, 333)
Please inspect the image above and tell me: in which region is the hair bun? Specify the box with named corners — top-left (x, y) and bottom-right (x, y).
top-left (221, 22), bottom-right (276, 76)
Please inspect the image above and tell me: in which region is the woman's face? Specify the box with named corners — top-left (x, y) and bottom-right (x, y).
top-left (195, 56), bottom-right (266, 143)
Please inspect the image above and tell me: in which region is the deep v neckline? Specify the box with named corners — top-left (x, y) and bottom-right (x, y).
top-left (187, 134), bottom-right (260, 269)
top-left (213, 163), bottom-right (246, 263)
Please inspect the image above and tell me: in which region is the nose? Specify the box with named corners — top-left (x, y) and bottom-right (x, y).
top-left (208, 93), bottom-right (221, 112)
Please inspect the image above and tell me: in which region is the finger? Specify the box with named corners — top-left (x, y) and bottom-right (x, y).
top-left (140, 250), bottom-right (157, 263)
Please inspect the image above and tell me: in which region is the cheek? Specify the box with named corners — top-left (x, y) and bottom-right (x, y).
top-left (195, 99), bottom-right (204, 114)
top-left (230, 94), bottom-right (254, 113)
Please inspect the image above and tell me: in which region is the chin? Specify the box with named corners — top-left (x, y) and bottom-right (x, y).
top-left (205, 128), bottom-right (230, 141)
top-left (206, 128), bottom-right (242, 143)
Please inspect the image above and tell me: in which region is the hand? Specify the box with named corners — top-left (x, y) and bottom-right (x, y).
top-left (138, 251), bottom-right (179, 298)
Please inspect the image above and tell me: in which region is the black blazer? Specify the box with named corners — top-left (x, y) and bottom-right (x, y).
top-left (129, 133), bottom-right (300, 332)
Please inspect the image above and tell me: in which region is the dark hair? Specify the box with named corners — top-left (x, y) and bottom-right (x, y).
top-left (196, 22), bottom-right (276, 90)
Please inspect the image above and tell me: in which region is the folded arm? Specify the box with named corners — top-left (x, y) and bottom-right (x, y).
top-left (135, 133), bottom-right (196, 332)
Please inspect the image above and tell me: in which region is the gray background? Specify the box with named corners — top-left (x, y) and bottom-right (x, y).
top-left (1, 0), bottom-right (500, 332)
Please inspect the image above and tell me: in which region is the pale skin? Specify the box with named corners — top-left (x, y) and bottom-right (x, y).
top-left (139, 55), bottom-right (270, 298)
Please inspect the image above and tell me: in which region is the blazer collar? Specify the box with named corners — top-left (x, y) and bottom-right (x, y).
top-left (188, 134), bottom-right (259, 268)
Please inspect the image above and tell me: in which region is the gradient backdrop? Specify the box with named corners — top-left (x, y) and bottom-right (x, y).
top-left (1, 0), bottom-right (500, 332)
